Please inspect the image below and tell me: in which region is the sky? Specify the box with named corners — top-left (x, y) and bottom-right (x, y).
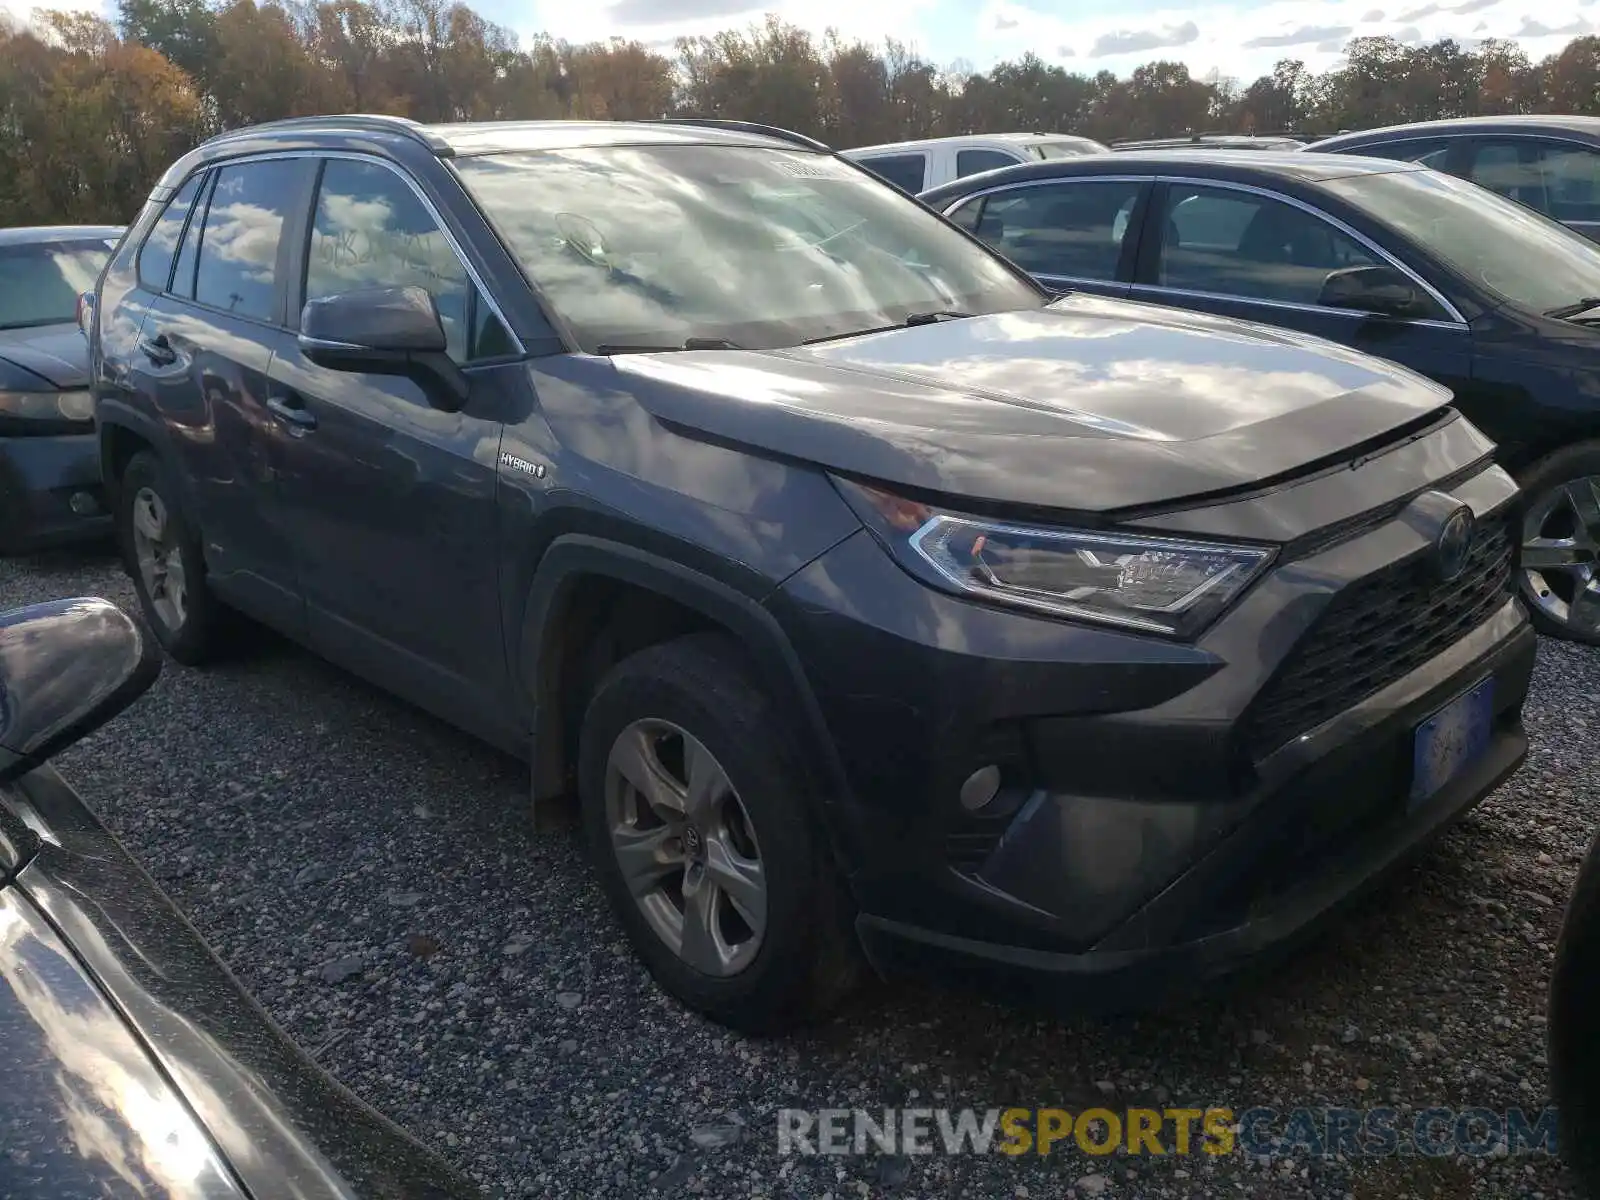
top-left (8, 0), bottom-right (1597, 82)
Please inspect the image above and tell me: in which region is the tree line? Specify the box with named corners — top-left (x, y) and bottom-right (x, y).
top-left (3, 0), bottom-right (1600, 227)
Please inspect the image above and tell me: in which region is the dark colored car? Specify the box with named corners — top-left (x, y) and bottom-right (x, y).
top-left (1552, 827), bottom-right (1600, 1197)
top-left (922, 149), bottom-right (1600, 644)
top-left (1309, 115), bottom-right (1600, 242)
top-left (89, 115), bottom-right (1534, 1032)
top-left (0, 225), bottom-right (123, 552)
top-left (0, 597), bottom-right (481, 1200)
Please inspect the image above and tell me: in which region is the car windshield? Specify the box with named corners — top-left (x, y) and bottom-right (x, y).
top-left (0, 239), bottom-right (114, 330)
top-left (1323, 168), bottom-right (1600, 315)
top-left (452, 144), bottom-right (1043, 352)
top-left (1032, 140), bottom-right (1108, 159)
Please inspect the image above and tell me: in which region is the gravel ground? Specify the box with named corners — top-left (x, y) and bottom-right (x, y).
top-left (3, 546), bottom-right (1595, 1200)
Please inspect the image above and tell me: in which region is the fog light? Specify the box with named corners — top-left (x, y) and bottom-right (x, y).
top-left (69, 491), bottom-right (99, 516)
top-left (959, 764), bottom-right (1002, 812)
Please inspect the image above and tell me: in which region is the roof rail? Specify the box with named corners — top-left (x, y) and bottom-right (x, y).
top-left (204, 114), bottom-right (455, 156)
top-left (641, 118), bottom-right (832, 153)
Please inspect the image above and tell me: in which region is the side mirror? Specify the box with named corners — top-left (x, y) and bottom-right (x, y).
top-left (0, 598), bottom-right (160, 783)
top-left (298, 285), bottom-right (469, 413)
top-left (1318, 265), bottom-right (1427, 318)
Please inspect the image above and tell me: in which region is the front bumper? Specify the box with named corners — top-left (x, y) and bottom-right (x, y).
top-left (769, 461), bottom-right (1534, 1004)
top-left (0, 431), bottom-right (110, 552)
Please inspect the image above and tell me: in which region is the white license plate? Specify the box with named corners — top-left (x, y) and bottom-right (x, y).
top-left (1410, 677), bottom-right (1494, 807)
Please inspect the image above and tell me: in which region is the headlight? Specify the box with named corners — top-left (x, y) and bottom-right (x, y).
top-left (0, 389), bottom-right (94, 423)
top-left (837, 478), bottom-right (1275, 638)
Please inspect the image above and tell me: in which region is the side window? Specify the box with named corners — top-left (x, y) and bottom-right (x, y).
top-left (193, 159), bottom-right (303, 322)
top-left (1157, 184), bottom-right (1394, 308)
top-left (1354, 138), bottom-right (1453, 168)
top-left (1466, 141), bottom-right (1549, 213)
top-left (1531, 143), bottom-right (1600, 224)
top-left (972, 180), bottom-right (1143, 282)
top-left (858, 154), bottom-right (927, 194)
top-left (137, 172), bottom-right (203, 293)
top-left (946, 197), bottom-right (984, 233)
top-left (170, 172), bottom-right (211, 300)
top-left (956, 149), bottom-right (1022, 178)
top-left (306, 158), bottom-right (512, 364)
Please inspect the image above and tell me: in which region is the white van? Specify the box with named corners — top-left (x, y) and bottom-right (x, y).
top-left (842, 133), bottom-right (1108, 194)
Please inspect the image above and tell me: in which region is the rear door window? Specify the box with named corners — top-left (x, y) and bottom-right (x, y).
top-left (956, 148), bottom-right (1022, 178)
top-left (858, 154), bottom-right (927, 194)
top-left (192, 158), bottom-right (305, 323)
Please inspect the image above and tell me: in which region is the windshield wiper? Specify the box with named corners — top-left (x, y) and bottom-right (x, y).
top-left (802, 310), bottom-right (975, 346)
top-left (1544, 297), bottom-right (1600, 319)
top-left (594, 337), bottom-right (744, 355)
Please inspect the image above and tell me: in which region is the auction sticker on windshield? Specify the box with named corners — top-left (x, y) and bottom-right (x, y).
top-left (1410, 677), bottom-right (1494, 807)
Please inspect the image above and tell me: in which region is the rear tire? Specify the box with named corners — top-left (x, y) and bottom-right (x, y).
top-left (1514, 442), bottom-right (1600, 644)
top-left (578, 632), bottom-right (860, 1033)
top-left (117, 450), bottom-right (224, 665)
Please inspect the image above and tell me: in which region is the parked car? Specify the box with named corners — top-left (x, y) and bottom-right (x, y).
top-left (1112, 134), bottom-right (1307, 151)
top-left (90, 115), bottom-right (1535, 1032)
top-left (842, 132), bottom-right (1108, 194)
top-left (921, 149), bottom-right (1600, 643)
top-left (0, 596), bottom-right (481, 1200)
top-left (1552, 827), bottom-right (1600, 1197)
top-left (1309, 115), bottom-right (1600, 241)
top-left (0, 225), bottom-right (123, 553)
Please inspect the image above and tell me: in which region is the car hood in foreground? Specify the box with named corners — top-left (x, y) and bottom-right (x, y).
top-left (0, 323), bottom-right (90, 389)
top-left (611, 293), bottom-right (1456, 512)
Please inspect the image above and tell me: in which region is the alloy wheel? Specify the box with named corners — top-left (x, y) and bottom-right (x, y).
top-left (130, 485), bottom-right (187, 632)
top-left (603, 718), bottom-right (767, 977)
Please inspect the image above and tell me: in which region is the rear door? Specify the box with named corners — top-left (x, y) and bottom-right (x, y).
top-left (111, 157), bottom-right (313, 633)
top-left (935, 177), bottom-right (1150, 297)
top-left (1129, 178), bottom-right (1475, 397)
top-left (1459, 136), bottom-right (1600, 242)
top-left (265, 154), bottom-right (523, 744)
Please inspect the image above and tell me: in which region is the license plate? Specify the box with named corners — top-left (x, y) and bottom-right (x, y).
top-left (1410, 677), bottom-right (1494, 807)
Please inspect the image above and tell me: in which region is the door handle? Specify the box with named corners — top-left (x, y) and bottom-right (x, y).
top-left (138, 332), bottom-right (176, 365)
top-left (266, 394), bottom-right (317, 433)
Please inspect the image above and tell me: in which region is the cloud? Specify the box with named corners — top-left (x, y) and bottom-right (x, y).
top-left (994, 12), bottom-right (1018, 29)
top-left (1360, 7), bottom-right (1385, 18)
top-left (1057, 43), bottom-right (1075, 56)
top-left (1316, 37), bottom-right (1348, 51)
top-left (1473, 19), bottom-right (1487, 30)
top-left (1397, 2), bottom-right (1441, 18)
top-left (1088, 19), bottom-right (1199, 57)
top-left (607, 0), bottom-right (761, 23)
top-left (1516, 15), bottom-right (1593, 34)
top-left (1392, 23), bottom-right (1423, 41)
top-left (1450, 0), bottom-right (1500, 12)
top-left (1244, 23), bottom-right (1352, 47)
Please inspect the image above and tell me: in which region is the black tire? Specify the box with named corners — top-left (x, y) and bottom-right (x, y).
top-left (1514, 442), bottom-right (1600, 645)
top-left (578, 632), bottom-right (860, 1034)
top-left (1551, 829), bottom-right (1600, 1197)
top-left (117, 450), bottom-right (225, 665)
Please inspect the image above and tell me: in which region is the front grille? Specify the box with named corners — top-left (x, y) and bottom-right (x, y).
top-left (1242, 515), bottom-right (1515, 759)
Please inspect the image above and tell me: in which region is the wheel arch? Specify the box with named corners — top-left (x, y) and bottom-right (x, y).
top-left (96, 404), bottom-right (200, 527)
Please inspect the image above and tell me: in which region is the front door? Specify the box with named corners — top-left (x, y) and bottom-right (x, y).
top-left (266, 155), bottom-right (523, 744)
top-left (1130, 180), bottom-right (1475, 399)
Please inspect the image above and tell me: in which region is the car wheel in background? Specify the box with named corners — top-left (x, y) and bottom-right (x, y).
top-left (578, 632), bottom-right (860, 1034)
top-left (117, 449), bottom-right (225, 665)
top-left (1515, 442), bottom-right (1600, 644)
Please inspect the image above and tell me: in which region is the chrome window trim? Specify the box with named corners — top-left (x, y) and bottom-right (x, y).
top-left (1126, 282), bottom-right (1468, 330)
top-left (194, 148), bottom-right (525, 355)
top-left (1153, 175), bottom-right (1468, 327)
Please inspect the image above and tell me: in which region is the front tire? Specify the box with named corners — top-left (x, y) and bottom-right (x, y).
top-left (578, 632), bottom-right (860, 1033)
top-left (117, 450), bottom-right (224, 664)
top-left (1515, 443), bottom-right (1600, 644)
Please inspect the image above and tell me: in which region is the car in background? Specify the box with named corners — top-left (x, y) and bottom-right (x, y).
top-left (0, 597), bottom-right (481, 1200)
top-left (1309, 116), bottom-right (1600, 242)
top-left (1113, 134), bottom-right (1307, 152)
top-left (842, 132), bottom-right (1108, 194)
top-left (0, 225), bottom-right (122, 553)
top-left (90, 115), bottom-right (1534, 1033)
top-left (921, 149), bottom-right (1600, 643)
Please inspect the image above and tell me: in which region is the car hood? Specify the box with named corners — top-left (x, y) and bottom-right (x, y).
top-left (0, 324), bottom-right (89, 389)
top-left (611, 293), bottom-right (1455, 512)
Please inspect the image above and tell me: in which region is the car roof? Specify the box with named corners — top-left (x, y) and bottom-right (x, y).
top-left (0, 225), bottom-right (124, 246)
top-left (844, 132), bottom-right (1099, 155)
top-left (917, 148), bottom-right (1422, 205)
top-left (1314, 114), bottom-right (1600, 147)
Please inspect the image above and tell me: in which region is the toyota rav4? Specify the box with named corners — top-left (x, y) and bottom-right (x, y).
top-left (89, 116), bottom-right (1535, 1032)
